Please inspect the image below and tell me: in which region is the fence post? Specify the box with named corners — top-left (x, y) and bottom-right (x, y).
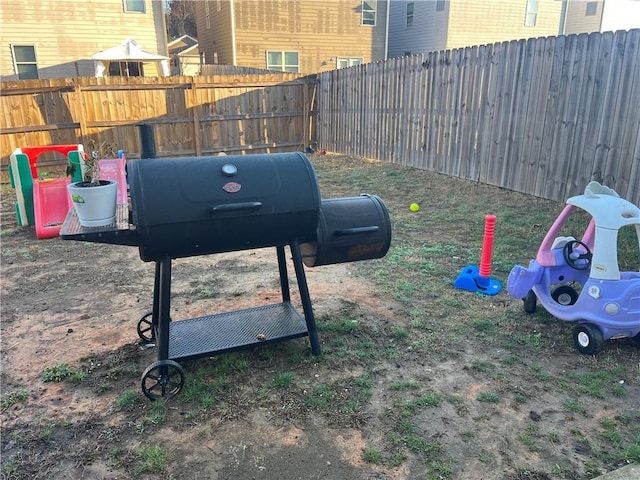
top-left (303, 77), bottom-right (309, 151)
top-left (191, 80), bottom-right (202, 156)
top-left (75, 79), bottom-right (87, 145)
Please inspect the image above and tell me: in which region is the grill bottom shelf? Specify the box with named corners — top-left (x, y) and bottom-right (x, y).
top-left (166, 302), bottom-right (309, 361)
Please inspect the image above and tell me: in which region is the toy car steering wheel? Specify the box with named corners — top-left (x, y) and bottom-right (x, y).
top-left (562, 240), bottom-right (592, 270)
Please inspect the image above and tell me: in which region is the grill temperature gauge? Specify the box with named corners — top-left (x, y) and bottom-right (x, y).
top-left (221, 164), bottom-right (237, 176)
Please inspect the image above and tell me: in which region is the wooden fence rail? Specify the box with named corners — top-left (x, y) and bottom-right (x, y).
top-left (316, 29), bottom-right (640, 205)
top-left (0, 73), bottom-right (318, 169)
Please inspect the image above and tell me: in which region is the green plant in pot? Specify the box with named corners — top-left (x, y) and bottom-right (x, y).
top-left (67, 140), bottom-right (119, 227)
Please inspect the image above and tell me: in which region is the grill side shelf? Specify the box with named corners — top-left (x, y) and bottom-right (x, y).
top-left (60, 204), bottom-right (139, 246)
top-left (167, 302), bottom-right (309, 361)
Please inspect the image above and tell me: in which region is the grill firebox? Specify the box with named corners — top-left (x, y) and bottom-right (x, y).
top-left (61, 152), bottom-right (391, 400)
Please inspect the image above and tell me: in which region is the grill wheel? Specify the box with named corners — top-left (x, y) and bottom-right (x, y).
top-left (141, 359), bottom-right (185, 401)
top-left (136, 310), bottom-right (155, 343)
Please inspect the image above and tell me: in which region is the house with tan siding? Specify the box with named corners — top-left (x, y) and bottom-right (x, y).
top-left (388, 0), bottom-right (564, 57)
top-left (194, 0), bottom-right (389, 74)
top-left (563, 0), bottom-right (640, 34)
top-left (0, 0), bottom-right (168, 81)
top-left (168, 35), bottom-right (201, 76)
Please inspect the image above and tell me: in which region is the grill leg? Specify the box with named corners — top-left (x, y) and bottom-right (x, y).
top-left (157, 256), bottom-right (172, 361)
top-left (151, 261), bottom-right (161, 334)
top-left (276, 245), bottom-right (291, 302)
top-left (290, 241), bottom-right (321, 356)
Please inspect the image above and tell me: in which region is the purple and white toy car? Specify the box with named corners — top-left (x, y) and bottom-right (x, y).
top-left (507, 181), bottom-right (640, 355)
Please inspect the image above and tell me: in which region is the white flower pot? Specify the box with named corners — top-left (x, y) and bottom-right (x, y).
top-left (67, 180), bottom-right (118, 227)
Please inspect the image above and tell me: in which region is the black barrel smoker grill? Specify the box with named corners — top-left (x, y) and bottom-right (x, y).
top-left (61, 152), bottom-right (391, 400)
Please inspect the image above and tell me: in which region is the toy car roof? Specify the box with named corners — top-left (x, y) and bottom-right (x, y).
top-left (567, 181), bottom-right (640, 231)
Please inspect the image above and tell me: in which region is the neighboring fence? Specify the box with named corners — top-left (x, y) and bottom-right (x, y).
top-left (0, 73), bottom-right (318, 169)
top-left (316, 29), bottom-right (640, 205)
top-left (201, 64), bottom-right (278, 75)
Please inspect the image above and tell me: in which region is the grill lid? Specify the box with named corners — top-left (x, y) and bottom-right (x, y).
top-left (127, 152), bottom-right (321, 261)
top-left (128, 152), bottom-right (319, 227)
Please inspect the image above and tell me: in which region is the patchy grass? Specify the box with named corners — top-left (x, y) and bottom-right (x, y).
top-left (1, 389), bottom-right (29, 410)
top-left (1, 154), bottom-right (639, 479)
top-left (134, 444), bottom-right (170, 476)
top-left (41, 363), bottom-right (85, 383)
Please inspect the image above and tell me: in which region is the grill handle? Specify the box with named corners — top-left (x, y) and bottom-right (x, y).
top-left (334, 226), bottom-right (380, 236)
top-left (210, 202), bottom-right (263, 213)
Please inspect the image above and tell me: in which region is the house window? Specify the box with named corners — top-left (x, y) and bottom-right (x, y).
top-left (11, 45), bottom-right (38, 80)
top-left (585, 1), bottom-right (598, 16)
top-left (436, 0), bottom-right (445, 12)
top-left (206, 1), bottom-right (211, 29)
top-left (266, 51), bottom-right (299, 72)
top-left (362, 0), bottom-right (376, 26)
top-left (406, 2), bottom-right (414, 27)
top-left (337, 57), bottom-right (363, 69)
top-left (108, 61), bottom-right (144, 77)
top-left (524, 0), bottom-right (538, 26)
top-left (123, 0), bottom-right (145, 13)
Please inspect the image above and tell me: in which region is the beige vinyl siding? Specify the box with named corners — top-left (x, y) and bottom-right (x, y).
top-left (387, 0), bottom-right (563, 57)
top-left (446, 0), bottom-right (563, 49)
top-left (370, 1), bottom-right (389, 62)
top-left (388, 0), bottom-right (449, 57)
top-left (195, 0), bottom-right (235, 65)
top-left (563, 0), bottom-right (603, 34)
top-left (151, 0), bottom-right (169, 56)
top-left (209, 0), bottom-right (387, 73)
top-left (233, 0), bottom-right (375, 72)
top-left (0, 0), bottom-right (162, 80)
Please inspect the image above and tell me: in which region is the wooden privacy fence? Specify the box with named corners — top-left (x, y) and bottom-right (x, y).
top-left (0, 73), bottom-right (318, 170)
top-left (2, 30), bottom-right (638, 206)
top-left (316, 29), bottom-right (640, 205)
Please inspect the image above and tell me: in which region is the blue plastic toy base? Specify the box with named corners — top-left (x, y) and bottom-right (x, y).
top-left (454, 265), bottom-right (502, 296)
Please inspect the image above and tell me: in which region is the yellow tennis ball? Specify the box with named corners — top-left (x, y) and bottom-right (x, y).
top-left (410, 203), bottom-right (420, 212)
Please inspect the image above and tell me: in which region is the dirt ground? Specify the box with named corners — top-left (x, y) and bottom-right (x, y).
top-left (1, 154), bottom-right (639, 480)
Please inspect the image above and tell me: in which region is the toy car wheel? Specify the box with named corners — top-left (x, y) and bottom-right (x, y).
top-left (523, 290), bottom-right (537, 313)
top-left (573, 324), bottom-right (604, 355)
top-left (551, 285), bottom-right (579, 306)
top-left (630, 333), bottom-right (640, 349)
top-left (141, 360), bottom-right (185, 401)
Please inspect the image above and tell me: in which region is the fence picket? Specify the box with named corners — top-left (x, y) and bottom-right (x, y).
top-left (593, 31), bottom-right (624, 190)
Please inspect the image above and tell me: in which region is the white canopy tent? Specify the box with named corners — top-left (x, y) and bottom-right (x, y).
top-left (92, 38), bottom-right (170, 77)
